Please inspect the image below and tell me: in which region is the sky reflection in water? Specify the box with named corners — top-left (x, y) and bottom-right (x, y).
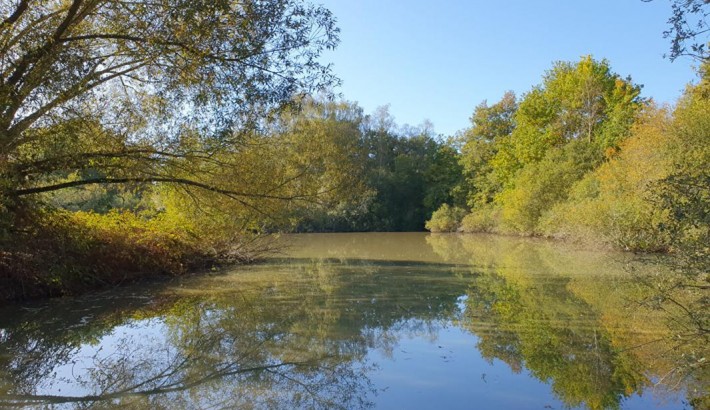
top-left (0, 233), bottom-right (705, 409)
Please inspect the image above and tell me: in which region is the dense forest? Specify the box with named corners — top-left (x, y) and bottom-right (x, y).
top-left (0, 0), bottom-right (707, 301)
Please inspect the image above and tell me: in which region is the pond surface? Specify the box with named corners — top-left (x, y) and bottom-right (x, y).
top-left (0, 233), bottom-right (706, 409)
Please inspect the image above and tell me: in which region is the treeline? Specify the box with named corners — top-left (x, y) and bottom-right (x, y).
top-left (281, 103), bottom-right (462, 232)
top-left (15, 56), bottom-right (708, 247)
top-left (37, 98), bottom-right (462, 234)
top-left (427, 56), bottom-right (709, 257)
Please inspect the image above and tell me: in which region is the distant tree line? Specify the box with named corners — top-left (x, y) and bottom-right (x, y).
top-left (275, 102), bottom-right (463, 232)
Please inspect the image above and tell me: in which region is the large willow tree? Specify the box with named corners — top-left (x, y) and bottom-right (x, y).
top-left (0, 0), bottom-right (340, 207)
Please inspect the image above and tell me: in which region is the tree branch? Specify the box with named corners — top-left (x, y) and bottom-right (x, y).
top-left (5, 0), bottom-right (85, 88)
top-left (1, 0), bottom-right (29, 28)
top-left (0, 360), bottom-right (316, 406)
top-left (12, 176), bottom-right (310, 201)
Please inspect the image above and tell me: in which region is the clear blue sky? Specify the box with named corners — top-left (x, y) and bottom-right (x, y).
top-left (317, 0), bottom-right (703, 137)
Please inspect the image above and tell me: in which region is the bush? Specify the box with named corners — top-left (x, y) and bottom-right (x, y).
top-left (654, 73), bottom-right (710, 264)
top-left (0, 206), bottom-right (269, 303)
top-left (425, 204), bottom-right (467, 232)
top-left (540, 192), bottom-right (669, 251)
top-left (460, 206), bottom-right (499, 233)
top-left (497, 141), bottom-right (600, 235)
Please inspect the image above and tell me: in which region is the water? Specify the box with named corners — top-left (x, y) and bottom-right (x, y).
top-left (0, 233), bottom-right (706, 409)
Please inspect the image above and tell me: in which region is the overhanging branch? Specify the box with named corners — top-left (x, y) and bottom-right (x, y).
top-left (12, 176), bottom-right (311, 201)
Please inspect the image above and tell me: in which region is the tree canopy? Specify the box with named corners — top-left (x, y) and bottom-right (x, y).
top-left (0, 0), bottom-right (340, 203)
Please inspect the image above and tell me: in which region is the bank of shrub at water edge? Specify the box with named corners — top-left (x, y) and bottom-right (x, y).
top-left (0, 208), bottom-right (263, 304)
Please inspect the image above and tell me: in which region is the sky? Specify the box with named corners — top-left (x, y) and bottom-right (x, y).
top-left (316, 0), bottom-right (704, 137)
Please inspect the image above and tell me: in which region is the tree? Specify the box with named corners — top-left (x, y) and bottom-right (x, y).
top-left (458, 91), bottom-right (517, 207)
top-left (270, 97), bottom-right (371, 232)
top-left (658, 61), bottom-right (710, 271)
top-left (423, 141), bottom-right (464, 211)
top-left (491, 56), bottom-right (643, 189)
top-left (643, 0), bottom-right (710, 61)
top-left (0, 0), bottom-right (340, 207)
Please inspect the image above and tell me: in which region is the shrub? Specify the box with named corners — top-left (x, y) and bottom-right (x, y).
top-left (497, 141), bottom-right (600, 235)
top-left (425, 204), bottom-right (467, 232)
top-left (0, 206), bottom-right (270, 303)
top-left (460, 206), bottom-right (499, 233)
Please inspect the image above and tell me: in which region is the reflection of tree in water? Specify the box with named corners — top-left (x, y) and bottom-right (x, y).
top-left (464, 273), bottom-right (646, 410)
top-left (427, 233), bottom-right (707, 409)
top-left (0, 292), bottom-right (170, 401)
top-left (625, 260), bottom-right (709, 409)
top-left (0, 286), bottom-right (377, 409)
top-left (0, 258), bottom-right (469, 409)
top-left (1, 239), bottom-right (706, 409)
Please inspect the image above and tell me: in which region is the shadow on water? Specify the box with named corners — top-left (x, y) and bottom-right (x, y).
top-left (0, 233), bottom-right (706, 409)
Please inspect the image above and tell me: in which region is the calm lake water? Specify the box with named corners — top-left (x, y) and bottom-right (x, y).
top-left (0, 233), bottom-right (706, 409)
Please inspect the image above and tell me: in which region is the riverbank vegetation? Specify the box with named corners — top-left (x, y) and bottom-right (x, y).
top-left (429, 58), bottom-right (709, 256)
top-left (0, 0), bottom-right (356, 301)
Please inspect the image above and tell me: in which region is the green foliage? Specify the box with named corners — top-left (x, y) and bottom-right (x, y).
top-left (460, 205), bottom-right (499, 233)
top-left (43, 171), bottom-right (152, 214)
top-left (0, 0), bottom-right (347, 234)
top-left (292, 106), bottom-right (463, 232)
top-left (154, 97), bottom-right (370, 236)
top-left (497, 141), bottom-right (601, 234)
top-left (2, 0), bottom-right (340, 201)
top-left (654, 62), bottom-right (710, 270)
top-left (467, 91), bottom-right (518, 142)
top-left (425, 204), bottom-right (466, 233)
top-left (491, 56), bottom-right (643, 189)
top-left (0, 1), bottom-right (354, 300)
top-left (454, 56), bottom-right (647, 240)
top-left (368, 133), bottom-right (439, 231)
top-left (1, 1), bottom-right (707, 305)
top-left (0, 206), bottom-right (208, 302)
top-left (453, 56), bottom-right (706, 258)
top-left (538, 63), bottom-right (708, 255)
top-left (540, 106), bottom-right (673, 250)
top-left (423, 143), bottom-right (465, 210)
top-left (458, 91), bottom-right (517, 208)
